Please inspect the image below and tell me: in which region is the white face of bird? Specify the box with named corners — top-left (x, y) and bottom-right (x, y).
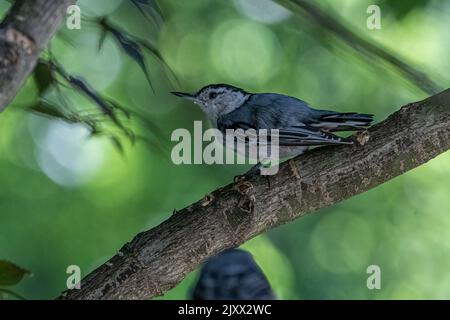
top-left (172, 84), bottom-right (250, 122)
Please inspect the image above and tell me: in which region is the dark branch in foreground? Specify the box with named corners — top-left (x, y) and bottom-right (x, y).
top-left (0, 0), bottom-right (75, 111)
top-left (60, 89), bottom-right (450, 299)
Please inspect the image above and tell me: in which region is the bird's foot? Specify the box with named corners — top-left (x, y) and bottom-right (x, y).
top-left (248, 162), bottom-right (263, 175)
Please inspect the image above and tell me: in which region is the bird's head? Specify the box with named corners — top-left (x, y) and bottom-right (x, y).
top-left (172, 84), bottom-right (250, 122)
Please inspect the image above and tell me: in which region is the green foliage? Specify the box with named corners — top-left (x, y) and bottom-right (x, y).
top-left (0, 260), bottom-right (29, 286)
top-left (0, 260), bottom-right (29, 300)
top-left (33, 62), bottom-right (54, 96)
top-left (26, 0), bottom-right (171, 156)
top-left (0, 0), bottom-right (449, 300)
top-left (379, 0), bottom-right (432, 19)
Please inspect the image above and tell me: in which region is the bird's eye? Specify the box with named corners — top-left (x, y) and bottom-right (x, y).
top-left (209, 92), bottom-right (218, 99)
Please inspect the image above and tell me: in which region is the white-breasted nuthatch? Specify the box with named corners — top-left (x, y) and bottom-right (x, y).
top-left (192, 248), bottom-right (275, 300)
top-left (172, 84), bottom-right (373, 160)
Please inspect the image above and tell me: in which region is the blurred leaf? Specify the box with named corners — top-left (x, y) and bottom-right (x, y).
top-left (98, 27), bottom-right (108, 51)
top-left (29, 100), bottom-right (73, 121)
top-left (33, 61), bottom-right (54, 95)
top-left (134, 37), bottom-right (179, 85)
top-left (379, 0), bottom-right (431, 19)
top-left (49, 60), bottom-right (113, 116)
top-left (129, 0), bottom-right (164, 23)
top-left (49, 61), bottom-right (125, 126)
top-left (98, 18), bottom-right (155, 93)
top-left (28, 100), bottom-right (89, 125)
top-left (109, 135), bottom-right (125, 155)
top-left (107, 99), bottom-right (131, 119)
top-left (0, 260), bottom-right (30, 286)
top-left (30, 59), bottom-right (156, 152)
top-left (29, 99), bottom-right (140, 155)
top-left (66, 75), bottom-right (115, 116)
top-left (109, 31), bottom-right (155, 92)
top-left (134, 38), bottom-right (163, 65)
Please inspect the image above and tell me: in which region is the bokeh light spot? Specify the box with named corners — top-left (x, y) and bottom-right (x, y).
top-left (210, 20), bottom-right (282, 85)
top-left (233, 0), bottom-right (292, 24)
top-left (311, 212), bottom-right (375, 274)
top-left (78, 0), bottom-right (124, 17)
top-left (34, 120), bottom-right (107, 187)
top-left (56, 33), bottom-right (123, 91)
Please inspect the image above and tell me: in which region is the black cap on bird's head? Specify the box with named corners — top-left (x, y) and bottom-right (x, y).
top-left (171, 84), bottom-right (245, 101)
top-left (171, 84), bottom-right (250, 121)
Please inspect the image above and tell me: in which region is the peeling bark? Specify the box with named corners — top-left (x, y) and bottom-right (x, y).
top-left (60, 89), bottom-right (450, 300)
top-left (0, 0), bottom-right (75, 111)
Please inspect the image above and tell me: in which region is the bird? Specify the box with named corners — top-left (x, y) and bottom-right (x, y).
top-left (172, 84), bottom-right (373, 165)
top-left (191, 248), bottom-right (275, 300)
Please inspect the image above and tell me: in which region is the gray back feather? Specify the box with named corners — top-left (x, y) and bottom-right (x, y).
top-left (217, 93), bottom-right (318, 129)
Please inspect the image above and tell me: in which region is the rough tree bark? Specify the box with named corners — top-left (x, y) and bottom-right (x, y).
top-left (59, 89), bottom-right (450, 300)
top-left (0, 0), bottom-right (75, 111)
top-left (0, 0), bottom-right (447, 302)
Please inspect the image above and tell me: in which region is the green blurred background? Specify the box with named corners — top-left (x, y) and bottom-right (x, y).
top-left (0, 0), bottom-right (449, 299)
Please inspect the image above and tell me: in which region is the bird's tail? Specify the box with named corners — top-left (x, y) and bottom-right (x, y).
top-left (313, 112), bottom-right (374, 132)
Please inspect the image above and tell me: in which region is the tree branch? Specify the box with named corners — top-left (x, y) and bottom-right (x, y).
top-left (59, 89), bottom-right (450, 299)
top-left (0, 0), bottom-right (75, 111)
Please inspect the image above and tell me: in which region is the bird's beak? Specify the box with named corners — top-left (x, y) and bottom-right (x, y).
top-left (171, 91), bottom-right (197, 102)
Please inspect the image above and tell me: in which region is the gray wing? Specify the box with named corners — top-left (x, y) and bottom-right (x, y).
top-left (217, 93), bottom-right (352, 146)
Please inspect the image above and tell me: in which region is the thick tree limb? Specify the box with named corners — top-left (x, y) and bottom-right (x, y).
top-left (0, 0), bottom-right (75, 111)
top-left (60, 89), bottom-right (450, 300)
